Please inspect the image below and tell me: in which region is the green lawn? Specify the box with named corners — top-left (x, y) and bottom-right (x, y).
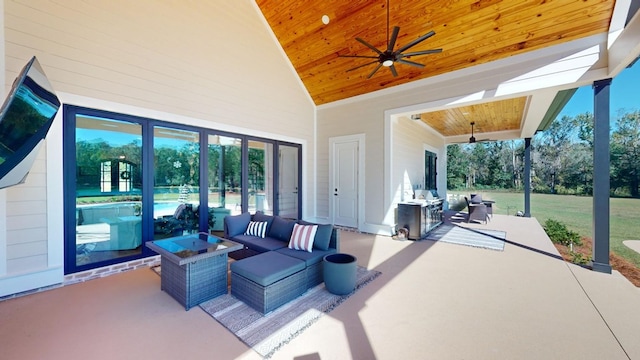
top-left (449, 191), bottom-right (640, 268)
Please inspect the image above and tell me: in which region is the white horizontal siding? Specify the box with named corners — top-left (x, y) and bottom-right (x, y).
top-left (7, 254), bottom-right (48, 273)
top-left (6, 227), bottom-right (47, 245)
top-left (1, 0), bottom-right (315, 292)
top-left (5, 0), bottom-right (313, 138)
top-left (5, 142), bottom-right (48, 274)
top-left (392, 118), bottom-right (443, 206)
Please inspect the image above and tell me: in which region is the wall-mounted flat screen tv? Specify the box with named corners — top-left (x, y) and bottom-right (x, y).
top-left (0, 56), bottom-right (60, 189)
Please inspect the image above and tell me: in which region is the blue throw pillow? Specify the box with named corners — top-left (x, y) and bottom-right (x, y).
top-left (313, 224), bottom-right (333, 250)
top-left (268, 216), bottom-right (296, 242)
top-left (297, 220), bottom-right (333, 251)
top-left (224, 212), bottom-right (251, 238)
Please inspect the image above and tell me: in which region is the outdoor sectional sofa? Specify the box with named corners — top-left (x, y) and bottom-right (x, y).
top-left (223, 211), bottom-right (340, 313)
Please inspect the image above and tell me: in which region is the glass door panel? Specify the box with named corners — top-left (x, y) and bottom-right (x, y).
top-left (278, 144), bottom-right (300, 219)
top-left (248, 140), bottom-right (274, 215)
top-left (208, 134), bottom-right (242, 232)
top-left (153, 126), bottom-right (200, 239)
top-left (75, 116), bottom-right (142, 267)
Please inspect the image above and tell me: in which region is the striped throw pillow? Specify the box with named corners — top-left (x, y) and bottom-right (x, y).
top-left (288, 224), bottom-right (318, 252)
top-left (244, 221), bottom-right (268, 238)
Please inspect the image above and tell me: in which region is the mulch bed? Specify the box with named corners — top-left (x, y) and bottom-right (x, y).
top-left (554, 237), bottom-right (640, 287)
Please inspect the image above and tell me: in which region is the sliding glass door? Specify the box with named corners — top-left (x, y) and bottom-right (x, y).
top-left (207, 134), bottom-right (243, 231)
top-left (72, 114), bottom-right (143, 268)
top-left (153, 126), bottom-right (200, 239)
top-left (64, 106), bottom-right (303, 273)
top-left (248, 140), bottom-right (274, 215)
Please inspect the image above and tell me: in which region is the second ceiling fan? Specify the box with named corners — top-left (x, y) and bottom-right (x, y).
top-left (339, 0), bottom-right (442, 79)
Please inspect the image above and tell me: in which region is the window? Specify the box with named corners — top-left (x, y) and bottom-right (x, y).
top-left (425, 150), bottom-right (437, 190)
top-left (63, 106), bottom-right (302, 274)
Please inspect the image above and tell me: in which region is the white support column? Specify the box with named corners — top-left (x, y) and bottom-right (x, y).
top-left (0, 0), bottom-right (6, 277)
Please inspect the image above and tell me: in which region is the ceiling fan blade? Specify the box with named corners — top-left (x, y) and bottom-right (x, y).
top-left (339, 54), bottom-right (380, 59)
top-left (346, 60), bottom-right (381, 72)
top-left (399, 48), bottom-right (443, 57)
top-left (367, 63), bottom-right (383, 79)
top-left (389, 64), bottom-right (398, 77)
top-left (356, 37), bottom-right (383, 55)
top-left (396, 59), bottom-right (425, 68)
top-left (388, 26), bottom-right (400, 52)
top-left (395, 30), bottom-right (436, 54)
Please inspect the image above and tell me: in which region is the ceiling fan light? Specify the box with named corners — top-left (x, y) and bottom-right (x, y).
top-left (382, 59), bottom-right (394, 67)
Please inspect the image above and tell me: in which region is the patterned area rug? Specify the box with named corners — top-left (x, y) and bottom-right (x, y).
top-left (425, 224), bottom-right (506, 251)
top-left (200, 266), bottom-right (381, 358)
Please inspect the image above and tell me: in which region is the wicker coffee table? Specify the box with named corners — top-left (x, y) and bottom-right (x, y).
top-left (146, 233), bottom-right (242, 310)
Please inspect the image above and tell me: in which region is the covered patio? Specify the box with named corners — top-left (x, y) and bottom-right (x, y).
top-left (2, 214), bottom-right (639, 359)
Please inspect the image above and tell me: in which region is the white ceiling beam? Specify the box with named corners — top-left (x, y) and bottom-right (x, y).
top-left (608, 6), bottom-right (640, 77)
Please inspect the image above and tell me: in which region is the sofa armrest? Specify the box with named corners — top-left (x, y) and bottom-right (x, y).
top-left (329, 227), bottom-right (340, 252)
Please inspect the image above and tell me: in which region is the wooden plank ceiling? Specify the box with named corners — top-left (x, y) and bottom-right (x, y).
top-left (418, 97), bottom-right (527, 136)
top-left (255, 0), bottom-right (614, 137)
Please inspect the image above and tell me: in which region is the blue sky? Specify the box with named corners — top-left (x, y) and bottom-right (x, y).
top-left (558, 63), bottom-right (639, 118)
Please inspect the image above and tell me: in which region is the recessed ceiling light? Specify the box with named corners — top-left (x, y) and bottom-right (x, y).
top-left (322, 15), bottom-right (330, 25)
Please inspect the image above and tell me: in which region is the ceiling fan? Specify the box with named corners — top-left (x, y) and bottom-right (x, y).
top-left (449, 122), bottom-right (493, 144)
top-left (469, 121), bottom-right (478, 143)
top-left (467, 122), bottom-right (492, 144)
top-left (339, 0), bottom-right (442, 79)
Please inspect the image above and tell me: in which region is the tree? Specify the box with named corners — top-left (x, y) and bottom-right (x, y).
top-left (534, 115), bottom-right (577, 193)
top-left (611, 110), bottom-right (640, 197)
top-left (468, 143), bottom-right (490, 187)
top-left (446, 144), bottom-right (469, 189)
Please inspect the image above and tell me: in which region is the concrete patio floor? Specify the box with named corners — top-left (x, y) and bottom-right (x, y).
top-left (1, 213), bottom-right (639, 359)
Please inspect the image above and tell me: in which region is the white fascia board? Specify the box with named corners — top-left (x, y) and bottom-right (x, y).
top-left (445, 129), bottom-right (521, 145)
top-left (608, 0), bottom-right (632, 46)
top-left (495, 45), bottom-right (601, 97)
top-left (608, 8), bottom-right (640, 77)
top-left (520, 91), bottom-right (558, 138)
top-left (319, 33), bottom-right (607, 110)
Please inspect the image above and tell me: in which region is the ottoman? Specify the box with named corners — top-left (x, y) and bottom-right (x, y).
top-left (230, 251), bottom-right (306, 314)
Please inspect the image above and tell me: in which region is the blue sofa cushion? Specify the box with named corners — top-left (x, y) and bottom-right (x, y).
top-left (224, 212), bottom-right (251, 238)
top-left (231, 234), bottom-right (287, 252)
top-left (276, 247), bottom-right (336, 267)
top-left (268, 216), bottom-right (296, 242)
top-left (231, 251), bottom-right (305, 287)
top-left (298, 220), bottom-right (333, 251)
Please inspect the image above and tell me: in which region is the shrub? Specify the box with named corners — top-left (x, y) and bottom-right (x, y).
top-left (570, 251), bottom-right (591, 265)
top-left (543, 218), bottom-right (582, 246)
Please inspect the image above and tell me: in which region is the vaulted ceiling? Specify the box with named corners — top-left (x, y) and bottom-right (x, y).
top-left (255, 0), bottom-right (619, 139)
top-left (256, 0), bottom-right (614, 105)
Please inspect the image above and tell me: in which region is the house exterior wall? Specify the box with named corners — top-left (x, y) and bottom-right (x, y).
top-left (316, 99), bottom-right (447, 234)
top-left (391, 117), bottom-right (446, 204)
top-left (6, 147), bottom-right (48, 274)
top-left (0, 0), bottom-right (315, 296)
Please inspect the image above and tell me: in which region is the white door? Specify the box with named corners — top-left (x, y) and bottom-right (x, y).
top-left (278, 145), bottom-right (299, 219)
top-left (331, 138), bottom-right (359, 227)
